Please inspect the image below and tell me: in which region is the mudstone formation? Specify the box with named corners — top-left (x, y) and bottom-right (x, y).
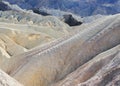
top-left (0, 1), bottom-right (120, 86)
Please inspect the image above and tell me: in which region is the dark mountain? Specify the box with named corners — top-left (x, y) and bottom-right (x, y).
top-left (0, 1), bottom-right (11, 11)
top-left (4, 0), bottom-right (120, 17)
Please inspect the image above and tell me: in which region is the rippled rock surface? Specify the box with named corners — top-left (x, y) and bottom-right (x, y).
top-left (0, 8), bottom-right (120, 86)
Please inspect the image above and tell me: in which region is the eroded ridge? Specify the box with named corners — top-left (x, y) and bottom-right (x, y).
top-left (0, 14), bottom-right (119, 86)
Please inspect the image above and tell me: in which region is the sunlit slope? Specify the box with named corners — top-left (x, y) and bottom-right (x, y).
top-left (0, 13), bottom-right (119, 86)
top-left (0, 10), bottom-right (70, 60)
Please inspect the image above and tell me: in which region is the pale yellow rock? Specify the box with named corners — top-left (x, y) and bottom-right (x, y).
top-left (0, 10), bottom-right (70, 75)
top-left (0, 10), bottom-right (120, 86)
top-left (0, 33), bottom-right (27, 56)
top-left (1, 14), bottom-right (119, 86)
top-left (0, 47), bottom-right (11, 65)
top-left (0, 27), bottom-right (55, 49)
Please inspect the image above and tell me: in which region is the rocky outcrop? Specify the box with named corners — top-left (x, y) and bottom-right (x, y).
top-left (0, 69), bottom-right (23, 86)
top-left (31, 8), bottom-right (83, 26)
top-left (63, 14), bottom-right (82, 26)
top-left (0, 14), bottom-right (119, 86)
top-left (32, 8), bottom-right (51, 16)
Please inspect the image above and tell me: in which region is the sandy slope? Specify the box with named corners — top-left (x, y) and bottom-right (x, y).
top-left (0, 10), bottom-right (120, 86)
top-left (0, 10), bottom-right (70, 60)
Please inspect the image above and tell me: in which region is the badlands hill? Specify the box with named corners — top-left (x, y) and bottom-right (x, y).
top-left (0, 2), bottom-right (120, 86)
top-left (0, 9), bottom-right (120, 86)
